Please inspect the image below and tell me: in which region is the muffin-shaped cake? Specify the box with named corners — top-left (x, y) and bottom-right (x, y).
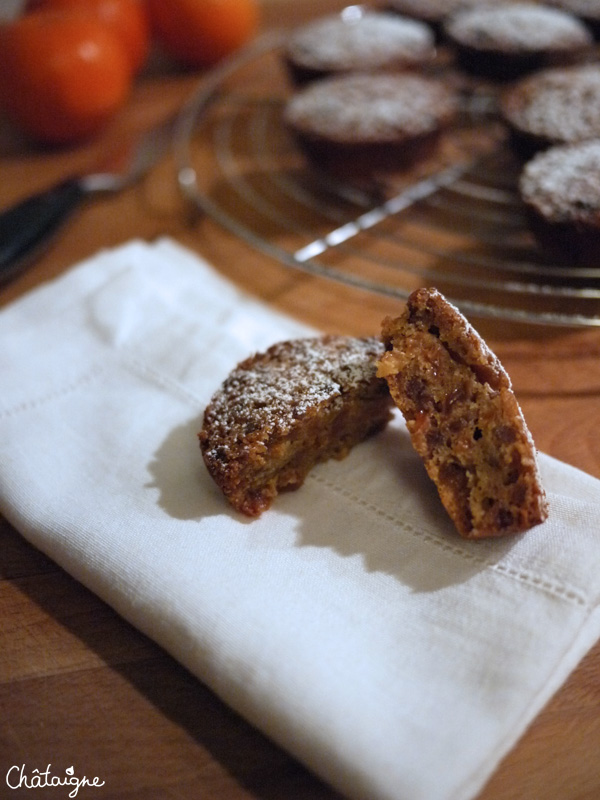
top-left (444, 2), bottom-right (592, 80)
top-left (500, 64), bottom-right (600, 157)
top-left (384, 0), bottom-right (486, 40)
top-left (284, 7), bottom-right (436, 85)
top-left (519, 139), bottom-right (600, 264)
top-left (546, 0), bottom-right (600, 38)
top-left (283, 72), bottom-right (458, 177)
top-left (199, 336), bottom-right (393, 517)
top-left (377, 288), bottom-right (548, 538)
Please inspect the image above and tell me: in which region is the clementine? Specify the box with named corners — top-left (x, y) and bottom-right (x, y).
top-left (0, 11), bottom-right (132, 145)
top-left (146, 0), bottom-right (260, 68)
top-left (25, 0), bottom-right (150, 74)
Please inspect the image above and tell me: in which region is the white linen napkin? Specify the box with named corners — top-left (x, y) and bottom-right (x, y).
top-left (1, 238), bottom-right (600, 800)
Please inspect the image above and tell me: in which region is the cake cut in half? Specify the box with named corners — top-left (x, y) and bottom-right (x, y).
top-left (200, 336), bottom-right (393, 517)
top-left (377, 288), bottom-right (548, 538)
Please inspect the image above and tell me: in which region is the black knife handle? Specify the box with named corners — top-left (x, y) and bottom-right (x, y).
top-left (0, 177), bottom-right (85, 282)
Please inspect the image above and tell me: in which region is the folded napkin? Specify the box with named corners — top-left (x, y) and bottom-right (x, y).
top-left (1, 239), bottom-right (600, 800)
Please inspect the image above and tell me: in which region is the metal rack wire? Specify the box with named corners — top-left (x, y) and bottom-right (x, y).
top-left (174, 32), bottom-right (600, 327)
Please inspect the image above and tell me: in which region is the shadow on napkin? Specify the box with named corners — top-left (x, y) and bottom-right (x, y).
top-left (144, 413), bottom-right (244, 522)
top-left (146, 415), bottom-right (518, 594)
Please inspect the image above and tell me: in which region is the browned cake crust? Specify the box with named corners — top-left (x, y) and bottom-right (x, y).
top-left (519, 139), bottom-right (600, 264)
top-left (200, 336), bottom-right (393, 517)
top-left (283, 72), bottom-right (458, 178)
top-left (500, 64), bottom-right (600, 157)
top-left (283, 9), bottom-right (435, 85)
top-left (444, 2), bottom-right (592, 80)
top-left (546, 0), bottom-right (600, 38)
top-left (377, 289), bottom-right (548, 538)
top-left (384, 0), bottom-right (484, 40)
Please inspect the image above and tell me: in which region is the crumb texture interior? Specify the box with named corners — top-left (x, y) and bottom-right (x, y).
top-left (379, 289), bottom-right (548, 538)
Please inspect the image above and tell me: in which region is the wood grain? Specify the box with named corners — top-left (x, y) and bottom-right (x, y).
top-left (1, 2), bottom-right (599, 799)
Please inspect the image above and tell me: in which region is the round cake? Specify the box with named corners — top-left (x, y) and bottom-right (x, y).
top-left (500, 64), bottom-right (600, 157)
top-left (444, 2), bottom-right (592, 80)
top-left (283, 72), bottom-right (458, 177)
top-left (199, 336), bottom-right (393, 517)
top-left (519, 139), bottom-right (600, 263)
top-left (283, 7), bottom-right (436, 85)
top-left (546, 0), bottom-right (600, 38)
top-left (384, 0), bottom-right (485, 39)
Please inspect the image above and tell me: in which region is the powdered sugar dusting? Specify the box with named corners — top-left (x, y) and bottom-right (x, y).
top-left (286, 10), bottom-right (435, 72)
top-left (446, 2), bottom-right (591, 51)
top-left (387, 0), bottom-right (484, 23)
top-left (547, 0), bottom-right (600, 19)
top-left (284, 73), bottom-right (456, 142)
top-left (502, 65), bottom-right (600, 144)
top-left (520, 139), bottom-right (600, 220)
top-left (201, 336), bottom-right (385, 458)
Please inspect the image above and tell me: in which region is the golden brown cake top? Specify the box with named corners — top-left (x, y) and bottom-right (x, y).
top-left (201, 336), bottom-right (385, 457)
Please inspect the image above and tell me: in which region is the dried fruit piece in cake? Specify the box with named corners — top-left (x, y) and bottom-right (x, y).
top-left (200, 336), bottom-right (394, 517)
top-left (377, 288), bottom-right (548, 538)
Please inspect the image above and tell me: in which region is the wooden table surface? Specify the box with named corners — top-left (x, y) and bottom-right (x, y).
top-left (2, 2), bottom-right (600, 798)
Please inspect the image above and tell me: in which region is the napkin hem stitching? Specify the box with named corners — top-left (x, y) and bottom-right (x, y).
top-left (0, 365), bottom-right (106, 420)
top-left (315, 474), bottom-right (590, 609)
top-left (119, 353), bottom-right (204, 407)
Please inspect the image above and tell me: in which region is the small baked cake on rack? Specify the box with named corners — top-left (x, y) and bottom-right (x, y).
top-left (200, 336), bottom-right (393, 517)
top-left (444, 2), bottom-right (592, 80)
top-left (545, 0), bottom-right (600, 38)
top-left (384, 0), bottom-right (485, 40)
top-left (519, 139), bottom-right (600, 264)
top-left (377, 288), bottom-right (548, 538)
top-left (500, 64), bottom-right (600, 157)
top-left (283, 72), bottom-right (458, 178)
top-left (283, 7), bottom-right (435, 84)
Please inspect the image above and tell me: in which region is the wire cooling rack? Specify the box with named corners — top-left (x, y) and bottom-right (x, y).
top-left (174, 31), bottom-right (600, 327)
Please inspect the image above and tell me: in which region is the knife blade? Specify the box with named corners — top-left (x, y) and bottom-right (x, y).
top-left (0, 112), bottom-right (178, 283)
